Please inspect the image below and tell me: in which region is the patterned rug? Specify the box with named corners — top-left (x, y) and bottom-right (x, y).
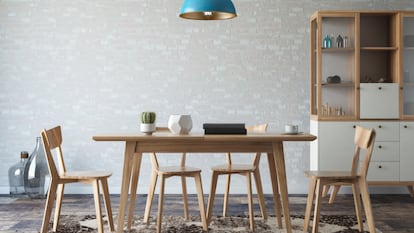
top-left (49, 215), bottom-right (382, 233)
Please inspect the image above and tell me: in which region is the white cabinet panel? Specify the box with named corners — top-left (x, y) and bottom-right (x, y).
top-left (360, 121), bottom-right (399, 141)
top-left (371, 141), bottom-right (399, 162)
top-left (310, 121), bottom-right (357, 171)
top-left (400, 122), bottom-right (414, 181)
top-left (367, 162), bottom-right (400, 181)
top-left (360, 83), bottom-right (399, 119)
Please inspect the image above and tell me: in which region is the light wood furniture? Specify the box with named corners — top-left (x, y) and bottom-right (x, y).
top-left (40, 126), bottom-right (114, 233)
top-left (131, 128), bottom-right (207, 233)
top-left (206, 123), bottom-right (282, 231)
top-left (310, 10), bottom-right (414, 195)
top-left (93, 131), bottom-right (316, 233)
top-left (304, 126), bottom-right (377, 233)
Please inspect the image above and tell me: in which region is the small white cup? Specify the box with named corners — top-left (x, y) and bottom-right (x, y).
top-left (285, 124), bottom-right (299, 134)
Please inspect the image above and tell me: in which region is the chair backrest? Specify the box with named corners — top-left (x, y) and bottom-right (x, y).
top-left (41, 125), bottom-right (67, 180)
top-left (150, 127), bottom-right (186, 170)
top-left (350, 126), bottom-right (376, 177)
top-left (226, 123), bottom-right (269, 166)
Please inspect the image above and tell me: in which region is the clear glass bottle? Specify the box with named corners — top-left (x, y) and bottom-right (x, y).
top-left (8, 151), bottom-right (29, 196)
top-left (24, 137), bottom-right (48, 199)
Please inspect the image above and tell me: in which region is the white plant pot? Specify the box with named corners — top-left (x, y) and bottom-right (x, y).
top-left (168, 115), bottom-right (192, 135)
top-left (140, 123), bottom-right (156, 135)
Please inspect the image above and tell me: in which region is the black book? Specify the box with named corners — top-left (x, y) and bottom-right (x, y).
top-left (203, 123), bottom-right (247, 135)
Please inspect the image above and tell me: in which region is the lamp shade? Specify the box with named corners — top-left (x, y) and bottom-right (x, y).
top-left (179, 0), bottom-right (237, 20)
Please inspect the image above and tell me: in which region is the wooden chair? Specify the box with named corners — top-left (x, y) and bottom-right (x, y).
top-left (206, 123), bottom-right (282, 231)
top-left (304, 125), bottom-right (376, 233)
top-left (40, 125), bottom-right (114, 233)
top-left (139, 128), bottom-right (207, 233)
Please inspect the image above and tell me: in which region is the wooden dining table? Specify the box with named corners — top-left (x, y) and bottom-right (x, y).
top-left (93, 131), bottom-right (316, 233)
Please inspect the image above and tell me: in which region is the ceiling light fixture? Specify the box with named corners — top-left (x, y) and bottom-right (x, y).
top-left (179, 0), bottom-right (237, 20)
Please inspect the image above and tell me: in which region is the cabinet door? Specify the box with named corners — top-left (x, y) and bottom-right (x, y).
top-left (400, 122), bottom-right (414, 181)
top-left (402, 13), bottom-right (414, 119)
top-left (311, 121), bottom-right (357, 171)
top-left (360, 83), bottom-right (399, 119)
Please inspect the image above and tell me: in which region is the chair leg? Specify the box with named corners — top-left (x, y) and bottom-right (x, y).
top-left (322, 184), bottom-right (330, 198)
top-left (144, 170), bottom-right (158, 224)
top-left (407, 185), bottom-right (414, 198)
top-left (223, 174), bottom-right (231, 217)
top-left (311, 179), bottom-right (324, 233)
top-left (351, 182), bottom-right (363, 232)
top-left (194, 173), bottom-right (208, 231)
top-left (304, 177), bottom-right (317, 233)
top-left (101, 178), bottom-right (114, 232)
top-left (253, 168), bottom-right (268, 220)
top-left (329, 185), bottom-right (341, 204)
top-left (181, 176), bottom-right (189, 220)
top-left (40, 182), bottom-right (58, 233)
top-left (53, 183), bottom-right (65, 231)
top-left (207, 172), bottom-right (219, 225)
top-left (157, 174), bottom-right (166, 233)
top-left (92, 179), bottom-right (104, 233)
top-left (358, 178), bottom-right (376, 233)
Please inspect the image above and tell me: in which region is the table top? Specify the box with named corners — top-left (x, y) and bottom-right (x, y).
top-left (93, 132), bottom-right (317, 142)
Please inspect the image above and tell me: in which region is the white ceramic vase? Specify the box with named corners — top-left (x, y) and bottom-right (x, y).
top-left (140, 123), bottom-right (156, 135)
top-left (168, 115), bottom-right (192, 135)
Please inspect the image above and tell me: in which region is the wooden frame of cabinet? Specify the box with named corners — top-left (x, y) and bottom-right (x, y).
top-left (310, 10), bottom-right (414, 196)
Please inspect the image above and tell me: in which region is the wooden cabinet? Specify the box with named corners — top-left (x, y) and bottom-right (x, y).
top-left (310, 11), bottom-right (414, 195)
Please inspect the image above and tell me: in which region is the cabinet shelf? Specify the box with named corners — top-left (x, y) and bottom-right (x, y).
top-left (320, 81), bottom-right (354, 87)
top-left (321, 48), bottom-right (354, 52)
top-left (360, 47), bottom-right (398, 51)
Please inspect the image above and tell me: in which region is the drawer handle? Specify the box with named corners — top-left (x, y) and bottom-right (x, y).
top-left (353, 125), bottom-right (356, 128)
top-left (379, 165), bottom-right (382, 169)
top-left (404, 125), bottom-right (408, 129)
top-left (378, 145), bottom-right (382, 149)
top-left (378, 125), bottom-right (382, 128)
top-left (378, 87), bottom-right (382, 90)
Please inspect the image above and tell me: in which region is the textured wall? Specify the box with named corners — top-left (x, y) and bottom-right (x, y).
top-left (1, 0), bottom-right (414, 194)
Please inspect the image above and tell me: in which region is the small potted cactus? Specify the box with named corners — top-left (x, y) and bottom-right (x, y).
top-left (140, 111), bottom-right (156, 135)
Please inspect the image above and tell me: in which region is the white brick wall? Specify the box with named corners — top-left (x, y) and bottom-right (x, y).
top-left (1, 0), bottom-right (414, 194)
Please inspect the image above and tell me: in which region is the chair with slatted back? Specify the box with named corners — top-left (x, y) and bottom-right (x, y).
top-left (304, 125), bottom-right (377, 233)
top-left (138, 128), bottom-right (207, 233)
top-left (206, 123), bottom-right (283, 232)
top-left (40, 125), bottom-right (114, 233)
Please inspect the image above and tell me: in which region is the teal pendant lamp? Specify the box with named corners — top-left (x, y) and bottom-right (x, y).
top-left (179, 0), bottom-right (237, 20)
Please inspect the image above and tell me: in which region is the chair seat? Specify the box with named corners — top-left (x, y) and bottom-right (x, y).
top-left (305, 170), bottom-right (358, 179)
top-left (61, 170), bottom-right (112, 179)
top-left (158, 166), bottom-right (201, 175)
top-left (211, 164), bottom-right (256, 173)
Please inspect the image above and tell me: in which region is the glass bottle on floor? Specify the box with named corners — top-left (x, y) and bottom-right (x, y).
top-left (8, 151), bottom-right (29, 196)
top-left (24, 137), bottom-right (48, 199)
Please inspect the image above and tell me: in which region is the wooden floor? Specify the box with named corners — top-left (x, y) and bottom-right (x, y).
top-left (1, 194), bottom-right (414, 232)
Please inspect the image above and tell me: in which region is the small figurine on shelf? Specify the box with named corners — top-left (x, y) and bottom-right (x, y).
top-left (343, 36), bottom-right (348, 48)
top-left (323, 34), bottom-right (332, 48)
top-left (336, 34), bottom-right (344, 48)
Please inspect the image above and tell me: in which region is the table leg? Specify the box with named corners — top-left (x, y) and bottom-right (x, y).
top-left (272, 142), bottom-right (292, 233)
top-left (266, 153), bottom-right (283, 229)
top-left (127, 152), bottom-right (143, 230)
top-left (117, 142), bottom-right (137, 233)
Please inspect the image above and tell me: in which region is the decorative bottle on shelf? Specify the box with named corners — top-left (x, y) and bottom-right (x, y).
top-left (24, 137), bottom-right (49, 199)
top-left (8, 151), bottom-right (29, 196)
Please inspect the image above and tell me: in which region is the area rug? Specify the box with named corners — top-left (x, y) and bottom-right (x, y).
top-left (49, 215), bottom-right (382, 233)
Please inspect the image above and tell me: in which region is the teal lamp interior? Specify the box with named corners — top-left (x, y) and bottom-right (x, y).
top-left (179, 0), bottom-right (237, 20)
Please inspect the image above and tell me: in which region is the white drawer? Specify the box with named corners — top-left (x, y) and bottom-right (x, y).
top-left (366, 162), bottom-right (399, 181)
top-left (360, 121), bottom-right (399, 141)
top-left (360, 83), bottom-right (399, 119)
top-left (371, 141), bottom-right (399, 162)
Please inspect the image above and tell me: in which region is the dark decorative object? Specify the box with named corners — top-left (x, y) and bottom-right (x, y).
top-left (203, 123), bottom-right (246, 134)
top-left (327, 75), bottom-right (341, 83)
top-left (8, 151), bottom-right (29, 196)
top-left (336, 34), bottom-right (344, 48)
top-left (24, 137), bottom-right (49, 199)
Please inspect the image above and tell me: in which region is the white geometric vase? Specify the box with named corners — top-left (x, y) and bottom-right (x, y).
top-left (168, 115), bottom-right (192, 135)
